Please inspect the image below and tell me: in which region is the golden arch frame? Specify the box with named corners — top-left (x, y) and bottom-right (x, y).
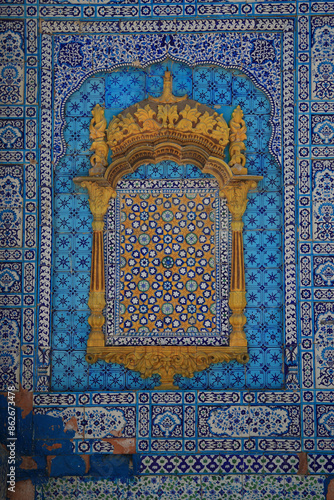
top-left (74, 71), bottom-right (262, 389)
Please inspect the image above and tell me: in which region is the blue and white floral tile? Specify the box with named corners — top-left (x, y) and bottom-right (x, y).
top-left (0, 61), bottom-right (24, 105)
top-left (39, 476), bottom-right (78, 500)
top-left (37, 406), bottom-right (135, 441)
top-left (77, 477), bottom-right (121, 500)
top-left (201, 474), bottom-right (243, 499)
top-left (312, 160), bottom-right (334, 241)
top-left (0, 164), bottom-right (23, 248)
top-left (159, 475), bottom-right (201, 500)
top-left (284, 475), bottom-right (325, 500)
top-left (0, 261), bottom-right (21, 293)
top-left (243, 474), bottom-right (285, 500)
top-left (316, 405), bottom-right (334, 438)
top-left (0, 119), bottom-right (24, 149)
top-left (0, 308), bottom-right (20, 391)
top-left (127, 476), bottom-right (160, 500)
top-left (311, 16), bottom-right (334, 100)
top-left (313, 302), bottom-right (334, 389)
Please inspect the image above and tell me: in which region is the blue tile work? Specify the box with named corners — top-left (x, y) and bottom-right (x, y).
top-left (36, 0), bottom-right (297, 20)
top-left (0, 16), bottom-right (37, 406)
top-left (33, 474), bottom-right (326, 500)
top-left (42, 22), bottom-right (298, 400)
top-left (53, 63), bottom-right (283, 388)
top-left (2, 3), bottom-right (334, 498)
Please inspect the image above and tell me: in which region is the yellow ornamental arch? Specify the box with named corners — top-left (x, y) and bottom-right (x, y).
top-left (74, 70), bottom-right (262, 389)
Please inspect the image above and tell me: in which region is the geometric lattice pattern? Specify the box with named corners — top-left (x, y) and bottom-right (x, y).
top-left (119, 192), bottom-right (217, 335)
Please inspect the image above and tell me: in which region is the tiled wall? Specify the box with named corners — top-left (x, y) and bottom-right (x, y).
top-left (52, 64), bottom-right (283, 392)
top-left (1, 1), bottom-right (334, 499)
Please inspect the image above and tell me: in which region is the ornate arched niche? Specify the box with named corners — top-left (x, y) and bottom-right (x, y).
top-left (74, 70), bottom-right (262, 389)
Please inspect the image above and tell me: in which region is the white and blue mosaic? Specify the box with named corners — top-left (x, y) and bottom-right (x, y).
top-left (0, 4), bottom-right (334, 498)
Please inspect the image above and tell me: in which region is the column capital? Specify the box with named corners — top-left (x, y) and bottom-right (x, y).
top-left (80, 180), bottom-right (115, 231)
top-left (220, 176), bottom-right (262, 223)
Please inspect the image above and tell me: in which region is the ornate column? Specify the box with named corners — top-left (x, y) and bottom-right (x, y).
top-left (74, 105), bottom-right (114, 350)
top-left (80, 181), bottom-right (114, 348)
top-left (221, 178), bottom-right (260, 347)
top-left (71, 94), bottom-right (264, 387)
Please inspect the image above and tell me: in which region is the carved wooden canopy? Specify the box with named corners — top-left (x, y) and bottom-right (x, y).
top-left (74, 70), bottom-right (262, 389)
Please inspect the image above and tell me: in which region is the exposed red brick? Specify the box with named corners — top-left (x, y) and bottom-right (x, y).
top-left (109, 429), bottom-right (123, 437)
top-left (64, 416), bottom-right (78, 433)
top-left (80, 454), bottom-right (90, 474)
top-left (7, 479), bottom-right (35, 500)
top-left (101, 438), bottom-right (136, 454)
top-left (43, 442), bottom-right (62, 451)
top-left (13, 386), bottom-right (33, 418)
top-left (20, 456), bottom-right (37, 470)
top-left (327, 478), bottom-right (334, 500)
top-left (297, 452), bottom-right (308, 475)
top-left (46, 455), bottom-right (56, 475)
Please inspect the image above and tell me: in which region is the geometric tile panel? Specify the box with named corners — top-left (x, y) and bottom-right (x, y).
top-left (118, 192), bottom-right (218, 336)
top-left (138, 454), bottom-right (300, 475)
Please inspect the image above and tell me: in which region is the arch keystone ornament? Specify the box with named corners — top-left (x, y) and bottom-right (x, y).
top-left (74, 70), bottom-right (262, 389)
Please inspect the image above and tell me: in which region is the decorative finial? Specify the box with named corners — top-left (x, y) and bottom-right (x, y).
top-left (149, 69), bottom-right (187, 103)
top-left (89, 104), bottom-right (109, 176)
top-left (228, 105), bottom-right (247, 175)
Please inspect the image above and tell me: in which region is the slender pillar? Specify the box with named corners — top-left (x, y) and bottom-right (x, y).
top-left (221, 180), bottom-right (259, 347)
top-left (81, 181), bottom-right (114, 347)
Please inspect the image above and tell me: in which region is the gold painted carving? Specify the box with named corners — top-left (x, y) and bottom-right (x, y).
top-left (86, 346), bottom-right (249, 389)
top-left (107, 102), bottom-right (229, 151)
top-left (221, 179), bottom-right (258, 230)
top-left (229, 105), bottom-right (248, 175)
top-left (149, 69), bottom-right (187, 103)
top-left (89, 104), bottom-right (109, 176)
top-left (157, 104), bottom-right (178, 127)
top-left (75, 78), bottom-right (265, 388)
top-left (107, 113), bottom-right (141, 148)
top-left (175, 103), bottom-right (201, 131)
top-left (220, 178), bottom-right (261, 347)
top-left (81, 181), bottom-right (115, 230)
top-left (134, 104), bottom-right (161, 131)
top-left (80, 181), bottom-right (113, 346)
top-left (106, 71), bottom-right (229, 162)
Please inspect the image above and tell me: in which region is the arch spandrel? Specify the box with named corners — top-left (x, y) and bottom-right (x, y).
top-left (73, 69), bottom-right (263, 389)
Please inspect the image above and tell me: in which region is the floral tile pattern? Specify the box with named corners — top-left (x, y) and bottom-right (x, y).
top-left (35, 474), bottom-right (327, 499)
top-left (1, 3), bottom-right (334, 498)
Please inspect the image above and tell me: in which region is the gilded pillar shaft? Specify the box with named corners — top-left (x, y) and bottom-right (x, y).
top-left (87, 230), bottom-right (106, 347)
top-left (80, 181), bottom-right (114, 348)
top-left (221, 179), bottom-right (260, 348)
top-left (91, 231), bottom-right (105, 291)
top-left (229, 221), bottom-right (247, 347)
top-left (231, 229), bottom-right (245, 291)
